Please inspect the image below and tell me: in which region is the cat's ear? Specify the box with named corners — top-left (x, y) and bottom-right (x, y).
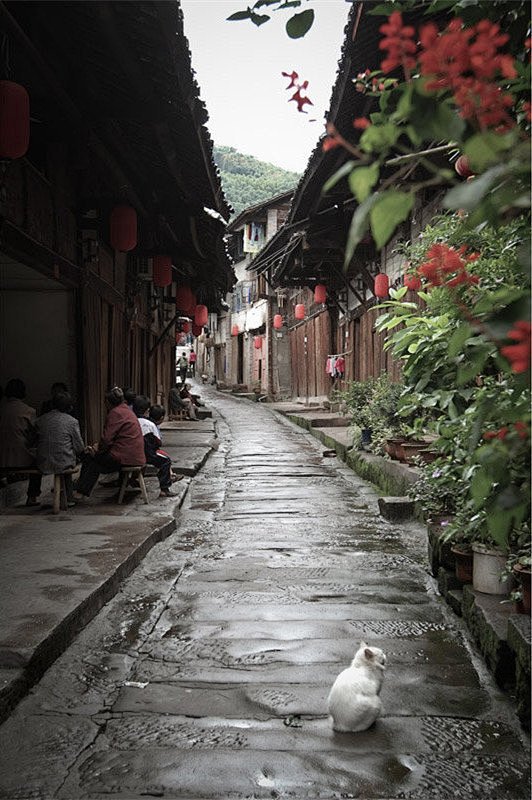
top-left (360, 640), bottom-right (367, 648)
top-left (364, 648), bottom-right (374, 660)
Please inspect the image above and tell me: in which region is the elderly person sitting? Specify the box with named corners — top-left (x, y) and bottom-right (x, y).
top-left (27, 391), bottom-right (85, 506)
top-left (74, 387), bottom-right (145, 499)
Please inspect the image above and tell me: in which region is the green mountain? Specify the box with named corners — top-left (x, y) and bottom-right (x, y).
top-left (214, 146), bottom-right (300, 218)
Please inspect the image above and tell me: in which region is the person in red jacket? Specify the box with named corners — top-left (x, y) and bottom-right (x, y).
top-left (74, 387), bottom-right (145, 498)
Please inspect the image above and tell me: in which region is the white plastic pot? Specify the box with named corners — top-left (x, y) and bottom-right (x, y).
top-left (472, 543), bottom-right (510, 595)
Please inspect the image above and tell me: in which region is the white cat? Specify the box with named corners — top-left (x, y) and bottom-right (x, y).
top-left (327, 642), bottom-right (387, 732)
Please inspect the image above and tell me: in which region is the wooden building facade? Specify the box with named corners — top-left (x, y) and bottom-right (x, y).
top-left (250, 1), bottom-right (437, 401)
top-left (0, 1), bottom-right (232, 442)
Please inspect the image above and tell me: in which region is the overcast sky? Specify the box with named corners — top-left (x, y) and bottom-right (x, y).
top-left (180, 0), bottom-right (351, 173)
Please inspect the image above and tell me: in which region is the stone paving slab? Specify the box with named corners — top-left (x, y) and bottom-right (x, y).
top-left (53, 747), bottom-right (530, 800)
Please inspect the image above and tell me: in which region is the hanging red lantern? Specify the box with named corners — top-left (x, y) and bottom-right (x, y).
top-left (295, 303), bottom-right (305, 320)
top-left (404, 272), bottom-right (422, 291)
top-left (181, 321), bottom-right (191, 334)
top-left (176, 285), bottom-right (196, 316)
top-left (153, 255), bottom-right (172, 288)
top-left (455, 155), bottom-right (474, 179)
top-left (314, 284), bottom-right (327, 304)
top-left (194, 304), bottom-right (208, 327)
top-left (231, 324), bottom-right (239, 336)
top-left (374, 273), bottom-right (389, 298)
top-left (254, 336), bottom-right (263, 350)
top-left (110, 205), bottom-right (137, 252)
top-left (192, 323), bottom-right (203, 337)
top-left (273, 314), bottom-right (283, 330)
top-left (0, 81), bottom-right (30, 159)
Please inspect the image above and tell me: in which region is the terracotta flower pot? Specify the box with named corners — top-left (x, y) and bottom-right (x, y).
top-left (385, 438), bottom-right (405, 460)
top-left (401, 441), bottom-right (429, 464)
top-left (513, 564), bottom-right (531, 614)
top-left (451, 545), bottom-right (473, 584)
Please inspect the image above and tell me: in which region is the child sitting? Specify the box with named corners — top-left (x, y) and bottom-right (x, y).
top-left (132, 397), bottom-right (182, 498)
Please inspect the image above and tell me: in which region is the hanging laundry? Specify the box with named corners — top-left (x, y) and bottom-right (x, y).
top-left (335, 356), bottom-right (345, 376)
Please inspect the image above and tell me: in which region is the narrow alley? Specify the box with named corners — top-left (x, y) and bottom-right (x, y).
top-left (0, 390), bottom-right (529, 800)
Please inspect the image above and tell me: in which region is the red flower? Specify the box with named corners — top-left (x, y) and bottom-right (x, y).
top-left (500, 322), bottom-right (531, 373)
top-left (514, 421), bottom-right (529, 440)
top-left (417, 243), bottom-right (480, 288)
top-left (282, 70), bottom-right (299, 89)
top-left (289, 88), bottom-right (314, 113)
top-left (379, 12), bottom-right (417, 77)
top-left (418, 18), bottom-right (517, 130)
top-left (353, 117), bottom-right (371, 129)
top-left (322, 136), bottom-right (340, 152)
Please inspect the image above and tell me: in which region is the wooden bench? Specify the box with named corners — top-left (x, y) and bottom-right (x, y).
top-left (168, 409), bottom-right (188, 421)
top-left (0, 466), bottom-right (78, 514)
top-left (117, 465), bottom-right (149, 505)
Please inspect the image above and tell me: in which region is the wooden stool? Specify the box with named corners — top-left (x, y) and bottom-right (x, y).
top-left (118, 466), bottom-right (149, 505)
top-left (52, 468), bottom-right (77, 514)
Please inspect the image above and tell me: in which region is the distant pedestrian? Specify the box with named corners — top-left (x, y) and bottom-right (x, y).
top-left (189, 348), bottom-right (197, 377)
top-left (177, 352), bottom-right (188, 385)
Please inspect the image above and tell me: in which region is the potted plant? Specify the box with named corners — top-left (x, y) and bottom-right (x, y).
top-left (506, 545), bottom-right (531, 615)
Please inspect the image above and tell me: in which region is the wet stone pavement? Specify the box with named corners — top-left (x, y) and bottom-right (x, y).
top-left (0, 390), bottom-right (529, 800)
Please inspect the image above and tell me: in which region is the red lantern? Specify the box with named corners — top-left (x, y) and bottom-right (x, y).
top-left (314, 284), bottom-right (327, 304)
top-left (181, 321), bottom-right (191, 334)
top-left (194, 304), bottom-right (208, 327)
top-left (0, 81), bottom-right (30, 159)
top-left (374, 273), bottom-right (389, 298)
top-left (231, 324), bottom-right (239, 336)
top-left (176, 285), bottom-right (196, 316)
top-left (404, 273), bottom-right (422, 291)
top-left (455, 155), bottom-right (474, 179)
top-left (110, 205), bottom-right (137, 252)
top-left (192, 323), bottom-right (203, 337)
top-left (153, 255), bottom-right (172, 288)
top-left (295, 304), bottom-right (305, 320)
top-left (273, 314), bottom-right (283, 330)
top-left (254, 336), bottom-right (262, 350)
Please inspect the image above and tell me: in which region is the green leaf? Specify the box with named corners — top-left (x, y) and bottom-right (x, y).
top-left (443, 165), bottom-right (508, 211)
top-left (390, 286), bottom-right (408, 300)
top-left (348, 163), bottom-right (380, 203)
top-left (286, 8), bottom-right (314, 37)
top-left (250, 11), bottom-right (270, 25)
top-left (486, 506), bottom-right (512, 549)
top-left (322, 161), bottom-right (356, 195)
top-left (227, 9), bottom-right (252, 20)
top-left (448, 323), bottom-right (473, 358)
top-left (394, 84), bottom-right (413, 120)
top-left (344, 194), bottom-right (380, 269)
top-left (253, 0), bottom-right (279, 6)
top-left (277, 0), bottom-right (302, 7)
top-left (369, 190), bottom-right (414, 249)
top-left (471, 468), bottom-right (493, 508)
top-left (428, 102), bottom-right (466, 141)
top-left (359, 123), bottom-right (400, 154)
top-left (464, 131), bottom-right (517, 172)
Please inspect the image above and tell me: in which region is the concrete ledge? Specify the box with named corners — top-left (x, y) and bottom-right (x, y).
top-left (378, 496), bottom-right (415, 521)
top-left (462, 585), bottom-right (515, 690)
top-left (507, 616), bottom-right (531, 731)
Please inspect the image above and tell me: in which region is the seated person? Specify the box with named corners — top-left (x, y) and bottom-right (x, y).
top-left (74, 387), bottom-right (145, 499)
top-left (180, 383), bottom-right (202, 417)
top-left (39, 382), bottom-right (78, 417)
top-left (149, 405), bottom-right (182, 485)
top-left (133, 398), bottom-right (182, 498)
top-left (168, 385), bottom-right (188, 420)
top-left (0, 379), bottom-right (37, 503)
top-left (27, 391), bottom-right (85, 506)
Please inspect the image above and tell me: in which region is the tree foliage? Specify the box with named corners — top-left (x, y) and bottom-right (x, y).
top-left (214, 146), bottom-right (300, 217)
